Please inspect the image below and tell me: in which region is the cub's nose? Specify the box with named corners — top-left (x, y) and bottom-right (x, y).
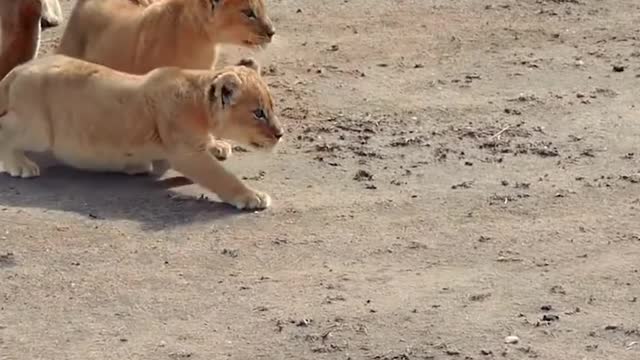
top-left (274, 129), bottom-right (284, 139)
top-left (266, 27), bottom-right (276, 39)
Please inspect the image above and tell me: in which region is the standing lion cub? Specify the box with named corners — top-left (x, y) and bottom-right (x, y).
top-left (0, 55), bottom-right (284, 210)
top-left (57, 0), bottom-right (276, 73)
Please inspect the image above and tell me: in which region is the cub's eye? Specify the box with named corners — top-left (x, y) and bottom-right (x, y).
top-left (253, 109), bottom-right (266, 120)
top-left (243, 9), bottom-right (257, 19)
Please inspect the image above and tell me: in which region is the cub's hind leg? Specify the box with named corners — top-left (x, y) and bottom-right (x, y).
top-left (0, 111), bottom-right (45, 178)
top-left (1, 149), bottom-right (40, 178)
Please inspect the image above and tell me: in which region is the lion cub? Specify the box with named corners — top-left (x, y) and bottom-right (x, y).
top-left (0, 55), bottom-right (284, 210)
top-left (0, 0), bottom-right (63, 80)
top-left (57, 0), bottom-right (276, 73)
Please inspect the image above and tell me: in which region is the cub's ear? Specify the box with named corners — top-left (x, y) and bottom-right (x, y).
top-left (209, 72), bottom-right (242, 109)
top-left (236, 58), bottom-right (261, 74)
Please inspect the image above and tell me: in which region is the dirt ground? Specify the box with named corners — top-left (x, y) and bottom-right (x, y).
top-left (1, 0), bottom-right (639, 359)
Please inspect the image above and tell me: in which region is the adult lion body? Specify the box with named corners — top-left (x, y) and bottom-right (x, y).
top-left (57, 0), bottom-right (276, 74)
top-left (0, 55), bottom-right (284, 210)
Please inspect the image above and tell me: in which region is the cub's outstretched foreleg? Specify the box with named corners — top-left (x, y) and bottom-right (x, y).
top-left (168, 151), bottom-right (270, 210)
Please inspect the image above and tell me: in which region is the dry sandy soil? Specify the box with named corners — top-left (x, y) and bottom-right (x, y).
top-left (1, 0), bottom-right (640, 359)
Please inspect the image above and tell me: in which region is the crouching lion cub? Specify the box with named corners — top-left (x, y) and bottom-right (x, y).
top-left (0, 55), bottom-right (284, 210)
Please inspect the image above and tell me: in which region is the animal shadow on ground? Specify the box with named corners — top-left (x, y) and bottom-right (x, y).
top-left (0, 155), bottom-right (241, 231)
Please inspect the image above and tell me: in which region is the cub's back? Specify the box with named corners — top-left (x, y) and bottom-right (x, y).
top-left (7, 55), bottom-right (143, 117)
top-left (57, 0), bottom-right (143, 59)
top-left (15, 54), bottom-right (138, 87)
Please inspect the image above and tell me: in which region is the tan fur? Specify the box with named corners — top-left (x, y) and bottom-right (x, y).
top-left (0, 55), bottom-right (284, 210)
top-left (56, 0), bottom-right (276, 73)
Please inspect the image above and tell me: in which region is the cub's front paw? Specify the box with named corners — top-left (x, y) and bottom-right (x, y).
top-left (2, 156), bottom-right (40, 178)
top-left (227, 189), bottom-right (271, 210)
top-left (209, 141), bottom-right (233, 161)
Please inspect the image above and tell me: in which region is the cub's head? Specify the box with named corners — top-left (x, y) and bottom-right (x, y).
top-left (207, 58), bottom-right (283, 150)
top-left (200, 0), bottom-right (275, 48)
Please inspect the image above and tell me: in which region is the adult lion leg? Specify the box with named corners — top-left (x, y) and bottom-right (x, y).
top-left (0, 0), bottom-right (42, 80)
top-left (40, 0), bottom-right (62, 28)
top-left (168, 151), bottom-right (270, 210)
